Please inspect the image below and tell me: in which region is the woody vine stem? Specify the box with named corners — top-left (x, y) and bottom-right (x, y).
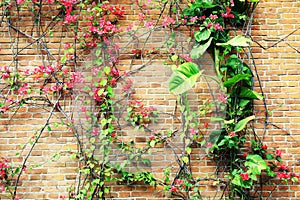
top-left (0, 0), bottom-right (299, 200)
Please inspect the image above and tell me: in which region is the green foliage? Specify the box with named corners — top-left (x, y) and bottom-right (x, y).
top-left (169, 62), bottom-right (202, 94)
top-left (190, 37), bottom-right (213, 59)
top-left (216, 35), bottom-right (252, 47)
top-left (234, 115), bottom-right (255, 132)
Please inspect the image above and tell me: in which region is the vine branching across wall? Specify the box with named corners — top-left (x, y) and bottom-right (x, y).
top-left (0, 0), bottom-right (299, 199)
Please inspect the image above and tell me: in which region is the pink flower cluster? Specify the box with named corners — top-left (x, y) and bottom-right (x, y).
top-left (221, 8), bottom-right (234, 19)
top-left (1, 66), bottom-right (11, 81)
top-left (162, 16), bottom-right (175, 27)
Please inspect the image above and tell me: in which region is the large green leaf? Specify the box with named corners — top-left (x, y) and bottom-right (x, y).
top-left (245, 154), bottom-right (267, 181)
top-left (190, 37), bottom-right (213, 59)
top-left (193, 0), bottom-right (217, 8)
top-left (239, 87), bottom-right (263, 100)
top-left (223, 74), bottom-right (252, 88)
top-left (194, 28), bottom-right (211, 42)
top-left (216, 35), bottom-right (252, 47)
top-left (234, 115), bottom-right (255, 132)
top-left (169, 62), bottom-right (202, 95)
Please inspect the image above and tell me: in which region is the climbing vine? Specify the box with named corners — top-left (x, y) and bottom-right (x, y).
top-left (0, 0), bottom-right (299, 200)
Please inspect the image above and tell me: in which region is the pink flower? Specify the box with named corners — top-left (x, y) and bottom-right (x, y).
top-left (92, 127), bottom-right (99, 136)
top-left (240, 173), bottom-right (249, 181)
top-left (1, 73), bottom-right (10, 79)
top-left (207, 22), bottom-right (213, 29)
top-left (148, 135), bottom-right (155, 140)
top-left (126, 24), bottom-right (134, 31)
top-left (89, 26), bottom-right (98, 33)
top-left (228, 131), bottom-right (238, 137)
top-left (175, 179), bottom-right (184, 186)
top-left (189, 16), bottom-right (198, 23)
top-left (138, 13), bottom-right (145, 22)
top-left (162, 16), bottom-right (175, 27)
top-left (1, 185), bottom-right (5, 193)
top-left (18, 83), bottom-right (29, 95)
top-left (145, 21), bottom-right (155, 28)
top-left (111, 68), bottom-right (119, 77)
top-left (275, 150), bottom-right (282, 157)
top-left (65, 14), bottom-right (77, 23)
top-left (207, 142), bottom-right (212, 148)
top-left (16, 0), bottom-right (25, 4)
top-left (189, 128), bottom-right (198, 137)
top-left (64, 43), bottom-right (71, 49)
top-left (218, 92), bottom-right (228, 103)
top-left (182, 54), bottom-right (193, 62)
top-left (169, 186), bottom-right (177, 193)
top-left (209, 14), bottom-right (218, 20)
top-left (230, 0), bottom-right (234, 7)
top-left (278, 165), bottom-right (289, 171)
top-left (214, 23), bottom-right (224, 31)
top-left (221, 8), bottom-right (234, 19)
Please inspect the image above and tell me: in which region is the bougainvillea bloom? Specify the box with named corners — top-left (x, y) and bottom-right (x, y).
top-left (275, 150), bottom-right (282, 157)
top-left (261, 144), bottom-right (268, 149)
top-left (240, 173), bottom-right (249, 181)
top-left (169, 186), bottom-right (177, 192)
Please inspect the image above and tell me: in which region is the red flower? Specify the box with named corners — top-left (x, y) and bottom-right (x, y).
top-left (261, 144), bottom-right (268, 149)
top-left (277, 172), bottom-right (289, 179)
top-left (175, 179), bottom-right (184, 186)
top-left (240, 173), bottom-right (249, 181)
top-left (0, 170), bottom-right (6, 178)
top-left (278, 165), bottom-right (289, 171)
top-left (229, 131), bottom-right (238, 137)
top-left (275, 150), bottom-right (282, 157)
top-left (204, 122), bottom-right (209, 129)
top-left (169, 186), bottom-right (177, 193)
top-left (148, 135), bottom-right (155, 141)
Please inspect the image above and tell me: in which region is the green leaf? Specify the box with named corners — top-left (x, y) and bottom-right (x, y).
top-left (186, 147), bottom-right (192, 154)
top-left (232, 174), bottom-right (244, 187)
top-left (210, 116), bottom-right (225, 122)
top-left (223, 74), bottom-right (252, 88)
top-left (104, 66), bottom-right (111, 74)
top-left (239, 99), bottom-right (251, 107)
top-left (216, 36), bottom-right (252, 47)
top-left (141, 158), bottom-right (151, 166)
top-left (266, 154), bottom-right (273, 160)
top-left (194, 28), bottom-right (211, 42)
top-left (53, 122), bottom-right (59, 127)
top-left (239, 87), bottom-right (263, 100)
top-left (169, 62), bottom-right (202, 95)
top-left (190, 37), bottom-right (213, 59)
top-left (60, 56), bottom-right (67, 63)
top-left (234, 115), bottom-right (255, 132)
top-left (150, 140), bottom-right (156, 147)
top-left (97, 88), bottom-right (105, 96)
top-left (96, 49), bottom-right (101, 57)
top-left (100, 79), bottom-right (107, 86)
top-left (171, 55), bottom-right (178, 62)
top-left (245, 154), bottom-right (268, 179)
top-left (182, 156), bottom-right (189, 164)
top-left (193, 0), bottom-right (217, 8)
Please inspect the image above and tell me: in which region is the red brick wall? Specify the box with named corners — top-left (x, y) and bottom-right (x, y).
top-left (0, 0), bottom-right (299, 199)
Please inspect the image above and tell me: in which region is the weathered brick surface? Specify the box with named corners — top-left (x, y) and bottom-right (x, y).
top-left (0, 0), bottom-right (300, 199)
